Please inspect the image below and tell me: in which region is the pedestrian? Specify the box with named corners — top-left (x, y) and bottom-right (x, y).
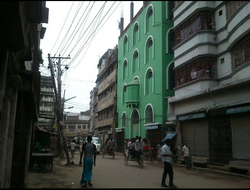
top-left (134, 136), bottom-right (143, 160)
top-left (161, 139), bottom-right (177, 188)
top-left (182, 141), bottom-right (192, 170)
top-left (70, 141), bottom-right (76, 158)
top-left (79, 135), bottom-right (96, 187)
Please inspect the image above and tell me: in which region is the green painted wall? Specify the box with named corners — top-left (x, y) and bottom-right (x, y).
top-left (117, 1), bottom-right (174, 139)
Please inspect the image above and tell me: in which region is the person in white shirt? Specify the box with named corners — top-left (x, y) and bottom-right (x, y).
top-left (134, 136), bottom-right (143, 160)
top-left (70, 141), bottom-right (76, 158)
top-left (128, 138), bottom-right (136, 157)
top-left (161, 139), bottom-right (177, 188)
top-left (182, 141), bottom-right (192, 170)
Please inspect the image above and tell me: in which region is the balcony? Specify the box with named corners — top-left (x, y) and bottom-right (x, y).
top-left (95, 117), bottom-right (113, 129)
top-left (98, 70), bottom-right (117, 94)
top-left (97, 90), bottom-right (116, 112)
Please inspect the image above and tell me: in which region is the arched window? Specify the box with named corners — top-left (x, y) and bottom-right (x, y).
top-left (122, 113), bottom-right (127, 126)
top-left (132, 111), bottom-right (139, 124)
top-left (147, 107), bottom-right (153, 123)
top-left (145, 36), bottom-right (154, 64)
top-left (133, 22), bottom-right (140, 46)
top-left (132, 50), bottom-right (139, 73)
top-left (144, 5), bottom-right (154, 34)
top-left (123, 60), bottom-right (128, 80)
top-left (148, 71), bottom-right (152, 79)
top-left (123, 35), bottom-right (128, 56)
top-left (144, 67), bottom-right (154, 96)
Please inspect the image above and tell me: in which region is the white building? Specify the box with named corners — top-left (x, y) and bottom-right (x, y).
top-left (170, 1), bottom-right (250, 171)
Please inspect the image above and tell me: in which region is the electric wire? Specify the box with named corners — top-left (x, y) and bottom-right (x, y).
top-left (50, 1), bottom-right (75, 54)
top-left (68, 1), bottom-right (120, 69)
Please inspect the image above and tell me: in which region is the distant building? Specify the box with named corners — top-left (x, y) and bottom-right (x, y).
top-left (89, 86), bottom-right (98, 135)
top-left (63, 111), bottom-right (90, 142)
top-left (36, 75), bottom-right (56, 132)
top-left (95, 46), bottom-right (118, 144)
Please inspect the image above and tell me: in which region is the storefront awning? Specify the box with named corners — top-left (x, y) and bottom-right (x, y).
top-left (161, 132), bottom-right (177, 142)
top-left (36, 125), bottom-right (57, 135)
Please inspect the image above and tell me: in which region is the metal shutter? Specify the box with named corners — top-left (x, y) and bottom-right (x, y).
top-left (194, 119), bottom-right (209, 156)
top-left (232, 114), bottom-right (250, 159)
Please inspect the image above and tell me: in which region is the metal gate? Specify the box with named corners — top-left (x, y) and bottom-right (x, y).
top-left (209, 115), bottom-right (232, 164)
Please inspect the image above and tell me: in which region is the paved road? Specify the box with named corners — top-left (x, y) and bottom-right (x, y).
top-left (25, 151), bottom-right (250, 188)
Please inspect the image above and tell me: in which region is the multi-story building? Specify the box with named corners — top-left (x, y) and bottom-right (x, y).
top-left (95, 46), bottom-right (118, 145)
top-left (36, 75), bottom-right (56, 131)
top-left (169, 1), bottom-right (250, 170)
top-left (89, 86), bottom-right (98, 135)
top-left (63, 111), bottom-right (90, 142)
top-left (116, 1), bottom-right (175, 155)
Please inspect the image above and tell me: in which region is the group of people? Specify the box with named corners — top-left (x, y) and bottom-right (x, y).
top-left (77, 134), bottom-right (192, 188)
top-left (127, 136), bottom-right (143, 160)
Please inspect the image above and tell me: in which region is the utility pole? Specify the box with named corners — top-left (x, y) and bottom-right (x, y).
top-left (48, 53), bottom-right (71, 165)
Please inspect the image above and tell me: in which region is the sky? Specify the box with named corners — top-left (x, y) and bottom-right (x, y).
top-left (40, 1), bottom-right (143, 113)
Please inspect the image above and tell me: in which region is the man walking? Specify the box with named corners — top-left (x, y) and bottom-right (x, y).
top-left (161, 139), bottom-right (177, 188)
top-left (79, 135), bottom-right (96, 187)
top-left (182, 141), bottom-right (192, 170)
top-left (70, 141), bottom-right (76, 158)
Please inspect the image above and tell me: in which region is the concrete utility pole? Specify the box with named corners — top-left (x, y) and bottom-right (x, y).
top-left (48, 53), bottom-right (71, 165)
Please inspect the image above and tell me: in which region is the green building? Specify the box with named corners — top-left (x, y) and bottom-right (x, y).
top-left (116, 1), bottom-right (175, 151)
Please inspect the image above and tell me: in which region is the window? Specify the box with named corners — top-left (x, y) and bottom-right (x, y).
top-left (175, 57), bottom-right (216, 87)
top-left (147, 107), bottom-right (153, 123)
top-left (134, 24), bottom-right (138, 32)
top-left (148, 71), bottom-right (152, 79)
top-left (148, 39), bottom-right (153, 48)
top-left (231, 33), bottom-right (250, 70)
top-left (226, 1), bottom-right (244, 20)
top-left (148, 9), bottom-right (153, 18)
top-left (134, 51), bottom-right (138, 59)
top-left (132, 111), bottom-right (139, 124)
top-left (175, 11), bottom-right (215, 45)
top-left (122, 113), bottom-right (127, 126)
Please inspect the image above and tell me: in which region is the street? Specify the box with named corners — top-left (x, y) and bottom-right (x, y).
top-left (25, 151), bottom-right (250, 188)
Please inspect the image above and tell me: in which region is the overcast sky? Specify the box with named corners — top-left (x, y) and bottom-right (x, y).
top-left (40, 1), bottom-right (143, 113)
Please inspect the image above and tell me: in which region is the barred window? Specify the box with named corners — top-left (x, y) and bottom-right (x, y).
top-left (226, 1), bottom-right (245, 20)
top-left (175, 11), bottom-right (215, 46)
top-left (231, 33), bottom-right (250, 70)
top-left (175, 57), bottom-right (216, 87)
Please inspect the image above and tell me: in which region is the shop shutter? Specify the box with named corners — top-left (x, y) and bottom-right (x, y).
top-left (232, 114), bottom-right (250, 159)
top-left (181, 121), bottom-right (195, 155)
top-left (194, 119), bottom-right (209, 156)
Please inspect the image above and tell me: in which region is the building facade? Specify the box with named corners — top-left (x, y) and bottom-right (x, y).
top-left (89, 86), bottom-right (98, 135)
top-left (116, 1), bottom-right (175, 155)
top-left (169, 1), bottom-right (250, 169)
top-left (0, 1), bottom-right (49, 188)
top-left (63, 111), bottom-right (90, 142)
top-left (95, 47), bottom-right (118, 145)
top-left (36, 75), bottom-right (56, 131)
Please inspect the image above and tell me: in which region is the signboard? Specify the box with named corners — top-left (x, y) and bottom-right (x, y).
top-left (226, 105), bottom-right (250, 114)
top-left (177, 112), bottom-right (205, 121)
top-left (145, 125), bottom-right (158, 130)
